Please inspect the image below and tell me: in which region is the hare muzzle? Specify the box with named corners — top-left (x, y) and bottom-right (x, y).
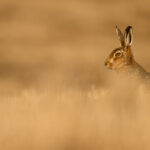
top-left (105, 59), bottom-right (113, 69)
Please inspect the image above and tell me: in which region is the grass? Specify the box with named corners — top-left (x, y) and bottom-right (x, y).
top-left (0, 77), bottom-right (150, 150)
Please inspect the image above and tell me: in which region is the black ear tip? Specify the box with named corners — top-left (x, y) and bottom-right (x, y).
top-left (127, 26), bottom-right (132, 29)
top-left (126, 26), bottom-right (133, 32)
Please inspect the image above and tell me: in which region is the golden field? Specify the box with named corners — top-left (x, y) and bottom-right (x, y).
top-left (0, 0), bottom-right (150, 149)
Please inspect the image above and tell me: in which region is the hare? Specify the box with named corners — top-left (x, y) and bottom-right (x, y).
top-left (105, 26), bottom-right (150, 80)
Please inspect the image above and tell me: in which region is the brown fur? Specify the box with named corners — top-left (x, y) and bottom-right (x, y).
top-left (105, 26), bottom-right (150, 80)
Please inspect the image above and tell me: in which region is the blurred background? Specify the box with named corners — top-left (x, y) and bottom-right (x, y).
top-left (0, 0), bottom-right (150, 90)
top-left (0, 0), bottom-right (150, 150)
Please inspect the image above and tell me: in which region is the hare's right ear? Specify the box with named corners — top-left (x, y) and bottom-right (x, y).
top-left (116, 26), bottom-right (125, 47)
top-left (124, 26), bottom-right (133, 46)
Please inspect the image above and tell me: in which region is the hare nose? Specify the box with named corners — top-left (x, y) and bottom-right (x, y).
top-left (105, 61), bottom-right (108, 66)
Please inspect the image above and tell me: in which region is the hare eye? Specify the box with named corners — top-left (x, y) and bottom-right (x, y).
top-left (115, 52), bottom-right (122, 57)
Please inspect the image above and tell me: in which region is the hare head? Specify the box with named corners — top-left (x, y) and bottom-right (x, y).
top-left (105, 26), bottom-right (134, 71)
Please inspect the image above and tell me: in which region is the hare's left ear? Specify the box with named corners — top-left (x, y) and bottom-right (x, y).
top-left (116, 26), bottom-right (125, 47)
top-left (124, 26), bottom-right (133, 46)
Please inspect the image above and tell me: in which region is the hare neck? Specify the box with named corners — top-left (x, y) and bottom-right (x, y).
top-left (116, 59), bottom-right (147, 77)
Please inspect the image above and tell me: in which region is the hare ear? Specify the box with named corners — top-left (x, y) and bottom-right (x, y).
top-left (116, 26), bottom-right (125, 47)
top-left (124, 26), bottom-right (133, 46)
